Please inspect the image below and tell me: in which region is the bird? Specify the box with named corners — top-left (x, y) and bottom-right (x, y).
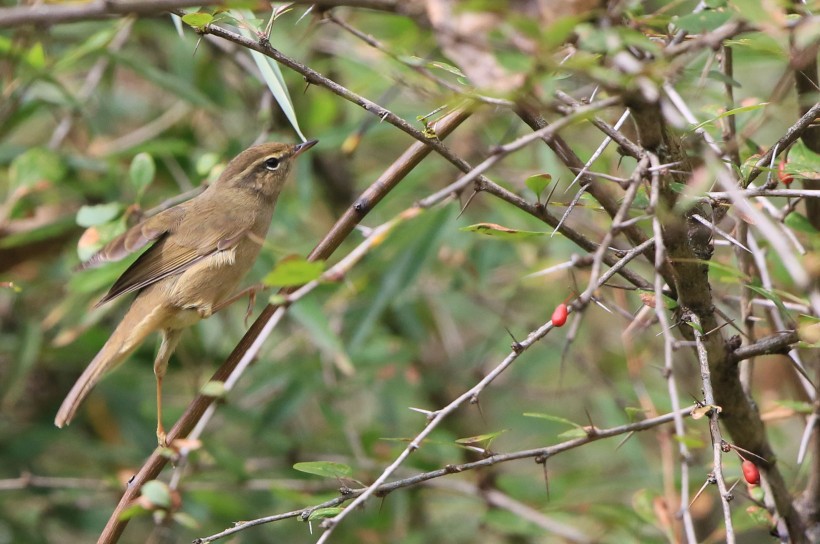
top-left (55, 139), bottom-right (317, 444)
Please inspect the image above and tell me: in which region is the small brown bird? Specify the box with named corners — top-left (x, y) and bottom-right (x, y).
top-left (55, 140), bottom-right (317, 444)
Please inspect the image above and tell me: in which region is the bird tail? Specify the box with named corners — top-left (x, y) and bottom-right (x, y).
top-left (54, 294), bottom-right (170, 428)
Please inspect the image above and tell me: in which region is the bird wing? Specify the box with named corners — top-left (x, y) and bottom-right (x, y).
top-left (80, 205), bottom-right (190, 269)
top-left (92, 201), bottom-right (254, 306)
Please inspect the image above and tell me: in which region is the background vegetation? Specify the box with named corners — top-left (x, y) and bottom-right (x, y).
top-left (1, 0), bottom-right (819, 543)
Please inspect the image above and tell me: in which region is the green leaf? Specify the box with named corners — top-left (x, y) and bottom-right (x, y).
top-left (348, 208), bottom-right (448, 351)
top-left (784, 213), bottom-right (818, 234)
top-left (129, 152), bottom-right (155, 199)
top-left (115, 53), bottom-right (214, 108)
top-left (637, 289), bottom-right (679, 310)
top-left (524, 173), bottom-right (552, 198)
top-left (786, 140), bottom-right (820, 179)
top-left (746, 284), bottom-right (790, 320)
top-left (739, 153), bottom-right (763, 180)
top-left (706, 70), bottom-right (742, 87)
top-left (10, 147), bottom-right (67, 190)
top-left (181, 12), bottom-right (214, 29)
top-left (76, 203), bottom-right (122, 228)
top-left (0, 216), bottom-right (76, 250)
top-left (624, 407), bottom-right (646, 421)
top-left (293, 461), bottom-right (352, 479)
top-left (118, 503), bottom-right (149, 521)
top-left (672, 259), bottom-right (750, 283)
top-left (523, 412), bottom-right (583, 429)
top-left (290, 297), bottom-right (354, 376)
top-left (140, 480), bottom-right (171, 509)
top-left (674, 10), bottom-right (732, 33)
top-left (236, 9), bottom-right (306, 141)
top-left (263, 257), bottom-right (324, 287)
top-left (685, 320), bottom-right (704, 334)
top-left (775, 400), bottom-right (813, 414)
top-left (172, 512), bottom-right (200, 529)
top-left (673, 434), bottom-right (705, 448)
top-left (24, 42), bottom-right (46, 69)
top-left (54, 27), bottom-right (117, 71)
top-left (461, 223), bottom-right (550, 239)
top-left (428, 61), bottom-right (466, 78)
top-left (557, 428), bottom-right (589, 439)
top-left (691, 102), bottom-right (768, 132)
top-left (307, 508), bottom-right (343, 521)
top-left (455, 429), bottom-right (507, 447)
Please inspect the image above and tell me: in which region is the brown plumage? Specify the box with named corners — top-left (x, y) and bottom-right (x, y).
top-left (55, 140), bottom-right (317, 443)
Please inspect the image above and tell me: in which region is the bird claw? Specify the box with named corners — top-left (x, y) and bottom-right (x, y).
top-left (244, 288), bottom-right (258, 327)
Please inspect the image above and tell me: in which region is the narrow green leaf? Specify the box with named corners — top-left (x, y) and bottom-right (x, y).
top-left (706, 70), bottom-right (742, 87)
top-left (236, 9), bottom-right (306, 141)
top-left (691, 102), bottom-right (768, 132)
top-left (348, 208), bottom-right (449, 351)
top-left (291, 297), bottom-right (354, 376)
top-left (428, 61), bottom-right (466, 77)
top-left (263, 257), bottom-right (324, 287)
top-left (775, 400), bottom-right (813, 414)
top-left (0, 216), bottom-right (76, 250)
top-left (685, 320), bottom-right (704, 334)
top-left (523, 412), bottom-right (583, 429)
top-left (307, 508), bottom-right (344, 521)
top-left (115, 53), bottom-right (213, 108)
top-left (461, 223), bottom-right (550, 239)
top-left (293, 461), bottom-right (352, 479)
top-left (746, 284), bottom-right (790, 320)
top-left (455, 429), bottom-right (507, 446)
top-left (557, 428), bottom-right (589, 439)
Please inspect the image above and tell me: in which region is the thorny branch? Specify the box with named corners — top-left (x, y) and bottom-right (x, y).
top-left (195, 407), bottom-right (696, 543)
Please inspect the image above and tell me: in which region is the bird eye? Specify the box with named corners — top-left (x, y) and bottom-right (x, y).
top-left (264, 157), bottom-right (280, 171)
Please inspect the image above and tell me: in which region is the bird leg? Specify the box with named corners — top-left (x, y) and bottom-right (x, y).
top-left (212, 283), bottom-right (267, 326)
top-left (154, 328), bottom-right (182, 446)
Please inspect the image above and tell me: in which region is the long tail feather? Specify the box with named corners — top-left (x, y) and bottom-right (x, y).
top-left (54, 293), bottom-right (170, 428)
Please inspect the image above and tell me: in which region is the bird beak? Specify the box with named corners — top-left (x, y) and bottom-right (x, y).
top-left (292, 139), bottom-right (318, 157)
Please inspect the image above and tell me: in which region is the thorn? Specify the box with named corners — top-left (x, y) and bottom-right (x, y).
top-left (544, 176), bottom-right (559, 208)
top-left (505, 327), bottom-right (523, 353)
top-left (615, 431), bottom-right (635, 450)
top-left (457, 190), bottom-right (479, 219)
top-left (474, 396), bottom-right (486, 424)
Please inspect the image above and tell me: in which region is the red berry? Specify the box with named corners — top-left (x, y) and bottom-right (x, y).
top-left (778, 160), bottom-right (793, 186)
top-left (552, 303), bottom-right (568, 327)
top-left (742, 460), bottom-right (760, 485)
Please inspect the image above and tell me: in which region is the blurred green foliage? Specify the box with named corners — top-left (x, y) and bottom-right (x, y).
top-left (0, 1), bottom-right (816, 543)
